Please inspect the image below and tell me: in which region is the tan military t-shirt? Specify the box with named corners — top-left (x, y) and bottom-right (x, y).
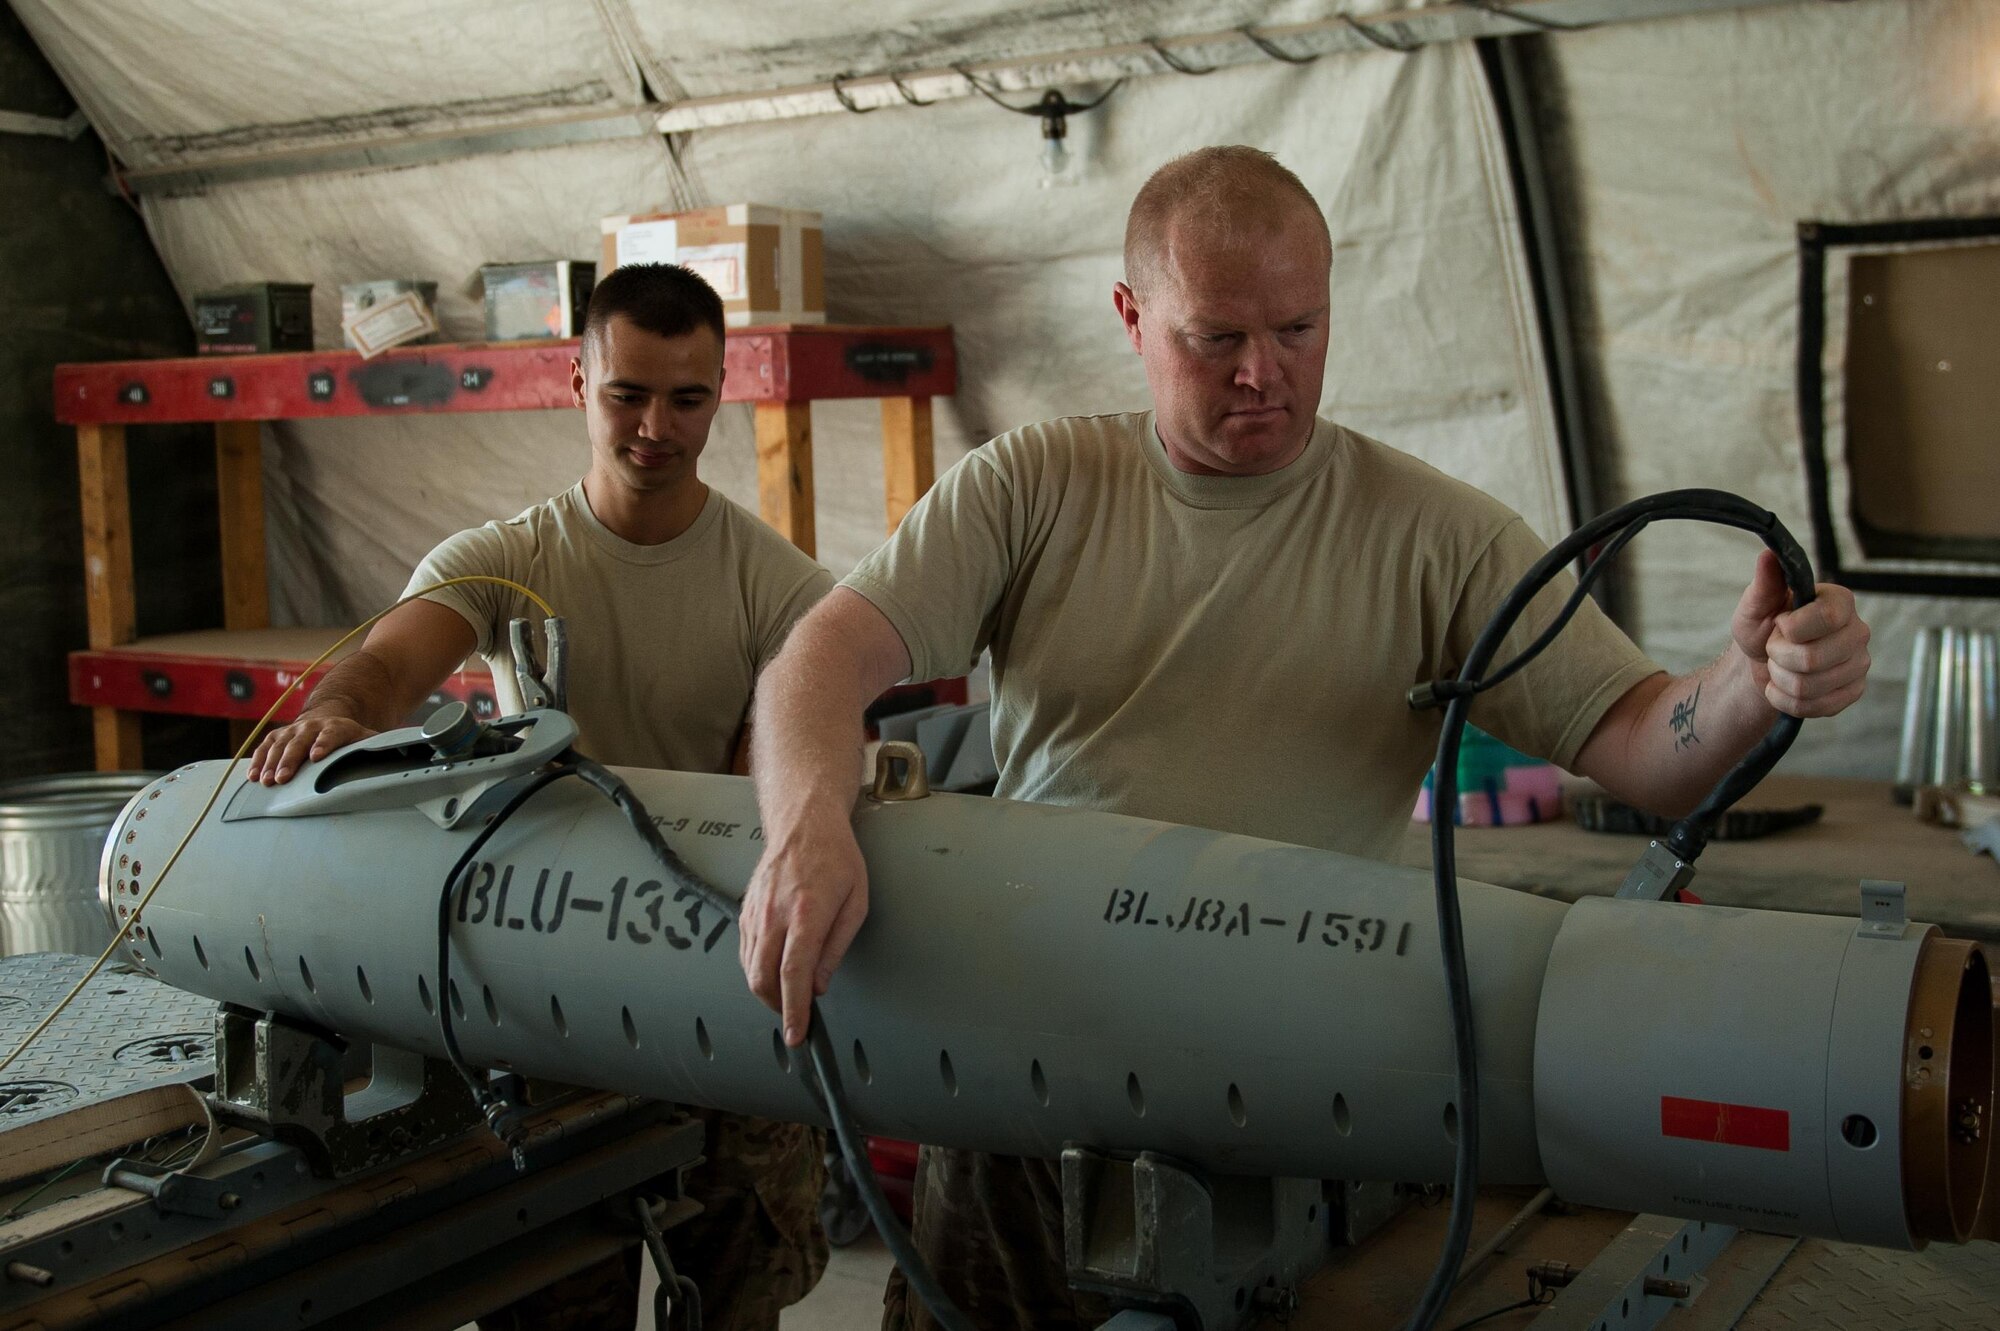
top-left (842, 412), bottom-right (1660, 861)
top-left (407, 482), bottom-right (833, 772)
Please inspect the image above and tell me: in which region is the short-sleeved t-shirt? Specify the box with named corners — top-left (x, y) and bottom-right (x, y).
top-left (406, 482), bottom-right (833, 773)
top-left (842, 412), bottom-right (1659, 861)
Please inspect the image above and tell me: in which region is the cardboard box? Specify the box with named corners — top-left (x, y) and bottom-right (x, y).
top-left (193, 283), bottom-right (314, 354)
top-left (600, 205), bottom-right (825, 327)
top-left (479, 261), bottom-right (595, 341)
top-left (340, 280), bottom-right (439, 353)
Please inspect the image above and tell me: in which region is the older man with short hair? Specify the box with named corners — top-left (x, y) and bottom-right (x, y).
top-left (739, 147), bottom-right (1872, 1330)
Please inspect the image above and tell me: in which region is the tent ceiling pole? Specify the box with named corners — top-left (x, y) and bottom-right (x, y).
top-left (1475, 34), bottom-right (1613, 616)
top-left (0, 108), bottom-right (87, 139)
top-left (115, 0), bottom-right (1826, 194)
top-left (647, 0), bottom-right (1816, 132)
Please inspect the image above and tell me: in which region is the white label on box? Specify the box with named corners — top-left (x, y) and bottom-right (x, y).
top-left (343, 289), bottom-right (437, 358)
top-left (615, 219), bottom-right (679, 268)
top-left (679, 242), bottom-right (747, 300)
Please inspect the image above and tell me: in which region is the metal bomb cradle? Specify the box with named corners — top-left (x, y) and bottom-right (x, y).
top-left (75, 690), bottom-right (2000, 1330)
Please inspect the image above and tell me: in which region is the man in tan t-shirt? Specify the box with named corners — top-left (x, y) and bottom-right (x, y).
top-left (736, 149), bottom-right (1875, 1330)
top-left (247, 263), bottom-right (832, 1331)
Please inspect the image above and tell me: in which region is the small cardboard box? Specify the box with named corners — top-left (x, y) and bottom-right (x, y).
top-left (600, 205), bottom-right (824, 327)
top-left (479, 261), bottom-right (595, 341)
top-left (193, 283), bottom-right (314, 354)
top-left (340, 280), bottom-right (439, 352)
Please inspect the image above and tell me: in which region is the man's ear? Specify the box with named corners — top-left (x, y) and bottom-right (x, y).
top-left (568, 339), bottom-right (588, 407)
top-left (1112, 281), bottom-right (1144, 354)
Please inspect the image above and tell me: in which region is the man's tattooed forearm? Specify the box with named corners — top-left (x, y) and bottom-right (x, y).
top-left (1669, 682), bottom-right (1701, 752)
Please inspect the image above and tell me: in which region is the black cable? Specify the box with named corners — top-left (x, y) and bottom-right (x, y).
top-left (1145, 36), bottom-right (1216, 75)
top-left (889, 73), bottom-right (934, 106)
top-left (801, 1018), bottom-right (974, 1331)
top-left (1408, 691), bottom-right (1484, 1331)
top-left (830, 74), bottom-right (878, 114)
top-left (953, 64), bottom-right (1033, 112)
top-left (951, 65), bottom-right (1123, 116)
top-left (1401, 488), bottom-right (1817, 1331)
top-left (1343, 13), bottom-right (1421, 53)
top-left (1427, 521), bottom-right (1646, 706)
top-left (1443, 1296), bottom-right (1548, 1331)
top-left (568, 758), bottom-right (977, 1331)
top-left (1239, 26), bottom-right (1319, 65)
top-left (571, 759), bottom-right (739, 920)
top-left (434, 763), bottom-right (584, 1162)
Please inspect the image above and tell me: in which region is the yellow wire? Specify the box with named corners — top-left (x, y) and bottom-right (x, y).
top-left (0, 575), bottom-right (558, 1081)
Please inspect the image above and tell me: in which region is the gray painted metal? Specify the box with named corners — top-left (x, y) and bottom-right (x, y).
top-left (1061, 1148), bottom-right (1325, 1327)
top-left (1970, 630), bottom-right (1998, 789)
top-left (0, 772), bottom-right (157, 956)
top-left (1668, 1232), bottom-right (1802, 1331)
top-left (109, 754), bottom-right (1570, 1185)
top-left (1534, 896), bottom-right (1923, 1246)
top-left (1613, 840), bottom-right (1695, 902)
top-left (0, 952), bottom-right (212, 1128)
top-left (1895, 627), bottom-right (1941, 794)
top-left (1096, 1312), bottom-right (1177, 1331)
top-left (1734, 1235), bottom-right (2000, 1329)
top-left (1527, 1213), bottom-right (1762, 1331)
top-left (105, 733), bottom-right (1935, 1243)
top-left (1933, 628), bottom-right (1968, 787)
top-left (1458, 1185), bottom-right (1556, 1285)
top-left (209, 1009), bottom-right (484, 1178)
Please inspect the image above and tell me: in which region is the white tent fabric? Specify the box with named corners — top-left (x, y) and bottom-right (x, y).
top-left (18, 2), bottom-right (1569, 616)
top-left (11, 1), bottom-right (648, 167)
top-left (18, 0), bottom-right (1991, 778)
top-left (1545, 0), bottom-right (2000, 773)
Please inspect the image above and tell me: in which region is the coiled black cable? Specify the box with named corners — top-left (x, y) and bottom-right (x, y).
top-left (1402, 488), bottom-right (1816, 1331)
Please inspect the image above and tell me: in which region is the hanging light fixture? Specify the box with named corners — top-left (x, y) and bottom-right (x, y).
top-left (957, 69), bottom-right (1123, 187)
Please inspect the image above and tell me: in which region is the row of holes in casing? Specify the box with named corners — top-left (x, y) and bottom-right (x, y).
top-left (194, 933), bottom-right (1463, 1141)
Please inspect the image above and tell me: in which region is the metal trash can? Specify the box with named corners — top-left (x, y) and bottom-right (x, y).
top-left (0, 772), bottom-right (159, 957)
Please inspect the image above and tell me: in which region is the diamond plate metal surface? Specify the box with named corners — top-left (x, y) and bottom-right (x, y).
top-left (0, 953), bottom-right (214, 1128)
top-left (1733, 1238), bottom-right (2000, 1330)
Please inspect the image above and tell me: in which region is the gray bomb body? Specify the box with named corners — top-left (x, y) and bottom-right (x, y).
top-left (103, 753), bottom-right (1976, 1248)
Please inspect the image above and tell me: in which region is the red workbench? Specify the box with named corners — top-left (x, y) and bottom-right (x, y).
top-left (56, 326), bottom-right (956, 768)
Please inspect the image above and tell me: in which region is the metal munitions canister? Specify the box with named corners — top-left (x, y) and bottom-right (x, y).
top-left (0, 772), bottom-right (158, 956)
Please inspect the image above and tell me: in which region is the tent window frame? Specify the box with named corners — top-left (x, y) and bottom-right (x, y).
top-left (1797, 216), bottom-right (2000, 599)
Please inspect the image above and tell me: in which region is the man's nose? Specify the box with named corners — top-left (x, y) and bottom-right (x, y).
top-left (638, 400), bottom-right (673, 440)
top-left (1234, 337), bottom-right (1281, 392)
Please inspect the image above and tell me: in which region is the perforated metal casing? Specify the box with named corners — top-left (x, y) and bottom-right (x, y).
top-left (107, 760), bottom-right (1565, 1185)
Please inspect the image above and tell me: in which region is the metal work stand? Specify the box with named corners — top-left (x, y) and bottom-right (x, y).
top-left (0, 962), bottom-right (704, 1330)
top-left (1064, 1146), bottom-right (1329, 1331)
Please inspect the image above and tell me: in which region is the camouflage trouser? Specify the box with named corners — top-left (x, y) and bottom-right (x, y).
top-left (481, 1109), bottom-right (828, 1331)
top-left (882, 1146), bottom-right (1115, 1331)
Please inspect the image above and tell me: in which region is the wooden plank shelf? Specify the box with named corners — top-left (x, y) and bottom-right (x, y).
top-left (53, 325), bottom-right (956, 425)
top-left (56, 325), bottom-right (957, 768)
